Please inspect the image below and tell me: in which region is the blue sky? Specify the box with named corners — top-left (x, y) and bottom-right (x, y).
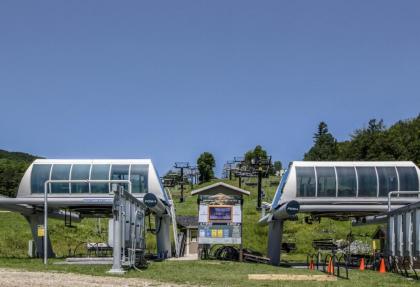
top-left (0, 1), bottom-right (419, 175)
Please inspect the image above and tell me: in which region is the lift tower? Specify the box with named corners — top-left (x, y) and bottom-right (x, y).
top-left (174, 162), bottom-right (190, 203)
top-left (250, 155), bottom-right (272, 210)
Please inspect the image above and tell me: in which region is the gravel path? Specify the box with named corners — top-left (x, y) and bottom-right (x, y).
top-left (0, 268), bottom-right (191, 287)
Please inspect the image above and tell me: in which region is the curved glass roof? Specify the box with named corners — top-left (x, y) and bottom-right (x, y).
top-left (17, 159), bottom-right (171, 202)
top-left (272, 161), bottom-right (420, 208)
top-left (31, 163), bottom-right (149, 194)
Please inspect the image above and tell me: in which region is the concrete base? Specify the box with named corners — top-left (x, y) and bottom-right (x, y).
top-left (167, 254), bottom-right (198, 261)
top-left (107, 268), bottom-right (126, 275)
top-left (54, 257), bottom-right (113, 265)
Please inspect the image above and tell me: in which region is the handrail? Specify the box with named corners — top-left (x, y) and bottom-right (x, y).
top-left (387, 191), bottom-right (420, 212)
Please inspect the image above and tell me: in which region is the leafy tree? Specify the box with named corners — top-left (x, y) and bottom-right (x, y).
top-left (384, 115), bottom-right (420, 165)
top-left (304, 122), bottom-right (339, 160)
top-left (244, 145), bottom-right (268, 164)
top-left (244, 145), bottom-right (276, 175)
top-left (273, 161), bottom-right (282, 172)
top-left (197, 152), bottom-right (215, 182)
top-left (304, 115), bottom-right (420, 166)
top-left (0, 150), bottom-right (39, 197)
top-left (341, 119), bottom-right (392, 160)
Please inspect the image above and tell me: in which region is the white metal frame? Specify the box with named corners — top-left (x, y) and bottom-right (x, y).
top-left (43, 179), bottom-right (132, 265)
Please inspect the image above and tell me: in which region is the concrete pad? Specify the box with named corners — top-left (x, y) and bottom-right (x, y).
top-left (248, 274), bottom-right (337, 281)
top-left (54, 257), bottom-right (113, 265)
top-left (167, 254), bottom-right (198, 261)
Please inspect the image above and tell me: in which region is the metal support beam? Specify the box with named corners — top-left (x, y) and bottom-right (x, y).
top-left (257, 170), bottom-right (262, 210)
top-left (267, 219), bottom-right (283, 266)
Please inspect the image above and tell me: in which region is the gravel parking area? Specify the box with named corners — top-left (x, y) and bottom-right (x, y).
top-left (0, 268), bottom-right (189, 287)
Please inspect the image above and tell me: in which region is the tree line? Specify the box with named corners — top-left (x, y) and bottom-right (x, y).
top-left (304, 115), bottom-right (420, 165)
top-left (0, 149), bottom-right (39, 197)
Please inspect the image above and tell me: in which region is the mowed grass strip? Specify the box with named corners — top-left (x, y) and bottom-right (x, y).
top-left (0, 258), bottom-right (418, 287)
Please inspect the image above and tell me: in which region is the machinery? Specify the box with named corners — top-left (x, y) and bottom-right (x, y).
top-left (260, 161), bottom-right (420, 265)
top-left (0, 159), bottom-right (175, 272)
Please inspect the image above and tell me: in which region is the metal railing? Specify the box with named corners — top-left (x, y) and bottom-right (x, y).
top-left (43, 179), bottom-right (132, 265)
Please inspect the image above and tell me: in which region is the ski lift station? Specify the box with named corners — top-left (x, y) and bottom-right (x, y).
top-left (1, 158), bottom-right (420, 274)
top-left (0, 159), bottom-right (175, 273)
top-left (261, 161), bottom-right (420, 265)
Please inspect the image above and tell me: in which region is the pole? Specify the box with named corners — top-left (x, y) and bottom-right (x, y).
top-left (111, 189), bottom-right (122, 272)
top-left (43, 181), bottom-right (48, 265)
top-left (257, 169), bottom-right (262, 210)
top-left (180, 167), bottom-right (184, 203)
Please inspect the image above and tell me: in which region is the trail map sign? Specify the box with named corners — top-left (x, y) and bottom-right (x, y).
top-left (198, 193), bottom-right (242, 244)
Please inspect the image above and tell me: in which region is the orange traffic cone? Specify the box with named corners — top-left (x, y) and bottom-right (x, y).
top-left (327, 258), bottom-right (334, 274)
top-left (378, 258), bottom-right (386, 273)
top-left (359, 257), bottom-right (365, 271)
top-left (309, 259), bottom-right (315, 270)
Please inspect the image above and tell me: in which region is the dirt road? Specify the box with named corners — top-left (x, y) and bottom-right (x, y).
top-left (0, 268), bottom-right (190, 287)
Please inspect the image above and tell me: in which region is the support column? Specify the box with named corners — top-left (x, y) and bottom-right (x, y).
top-left (108, 193), bottom-right (125, 274)
top-left (186, 229), bottom-right (190, 256)
top-left (267, 219), bottom-right (283, 266)
top-left (156, 215), bottom-right (172, 259)
top-left (24, 214), bottom-right (55, 258)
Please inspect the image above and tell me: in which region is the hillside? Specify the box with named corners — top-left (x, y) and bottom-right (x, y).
top-left (0, 149), bottom-right (40, 197)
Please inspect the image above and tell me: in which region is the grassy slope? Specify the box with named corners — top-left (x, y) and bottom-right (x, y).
top-left (0, 212), bottom-right (108, 258)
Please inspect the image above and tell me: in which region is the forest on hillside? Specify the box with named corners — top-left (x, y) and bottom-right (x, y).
top-left (0, 150), bottom-right (39, 197)
top-left (304, 115), bottom-right (420, 166)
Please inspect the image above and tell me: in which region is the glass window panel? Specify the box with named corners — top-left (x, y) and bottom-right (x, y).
top-left (356, 167), bottom-right (377, 197)
top-left (111, 165), bottom-right (130, 191)
top-left (296, 167), bottom-right (316, 197)
top-left (316, 167), bottom-right (336, 197)
top-left (130, 164), bottom-right (148, 193)
top-left (397, 167), bottom-right (419, 196)
top-left (271, 168), bottom-right (290, 208)
top-left (31, 164), bottom-right (52, 194)
top-left (377, 167), bottom-right (398, 197)
top-left (70, 164), bottom-right (90, 193)
top-left (336, 167), bottom-right (357, 197)
top-left (90, 164), bottom-right (110, 193)
top-left (51, 164), bottom-right (71, 193)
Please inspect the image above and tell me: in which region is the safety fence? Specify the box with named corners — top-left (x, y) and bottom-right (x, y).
top-left (308, 252), bottom-right (420, 281)
top-left (386, 255), bottom-right (419, 280)
top-left (306, 252), bottom-right (349, 279)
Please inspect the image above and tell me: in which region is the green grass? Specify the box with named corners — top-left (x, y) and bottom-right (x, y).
top-left (0, 258), bottom-right (417, 287)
